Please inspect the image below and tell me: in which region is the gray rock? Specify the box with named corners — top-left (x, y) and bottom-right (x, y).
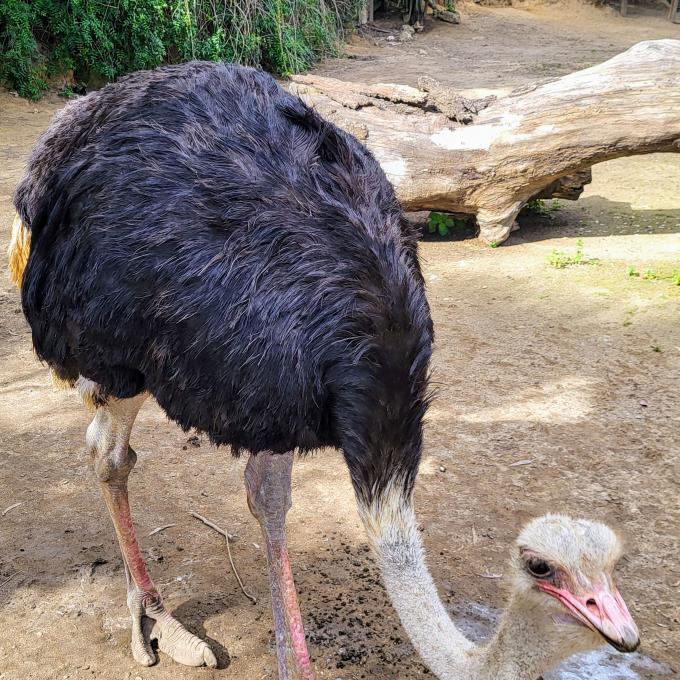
top-left (437, 9), bottom-right (461, 23)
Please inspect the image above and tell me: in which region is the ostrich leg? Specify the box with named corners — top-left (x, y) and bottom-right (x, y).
top-left (245, 452), bottom-right (315, 680)
top-left (86, 392), bottom-right (217, 668)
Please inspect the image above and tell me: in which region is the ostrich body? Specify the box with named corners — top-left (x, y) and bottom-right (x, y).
top-left (9, 62), bottom-right (638, 679)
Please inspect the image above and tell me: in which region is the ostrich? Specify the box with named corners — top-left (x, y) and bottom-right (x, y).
top-left (8, 62), bottom-right (639, 679)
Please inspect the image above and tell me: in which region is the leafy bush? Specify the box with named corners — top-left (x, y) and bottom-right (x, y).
top-left (428, 211), bottom-right (469, 237)
top-left (523, 198), bottom-right (561, 215)
top-left (0, 0), bottom-right (46, 99)
top-left (0, 0), bottom-right (359, 99)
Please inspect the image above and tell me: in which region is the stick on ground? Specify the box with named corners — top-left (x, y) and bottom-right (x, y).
top-left (148, 523), bottom-right (176, 536)
top-left (0, 571), bottom-right (23, 591)
top-left (1, 502), bottom-right (23, 517)
top-left (190, 512), bottom-right (257, 605)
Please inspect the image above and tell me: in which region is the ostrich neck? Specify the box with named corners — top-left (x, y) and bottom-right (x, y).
top-left (375, 528), bottom-right (475, 679)
top-left (361, 490), bottom-right (570, 680)
top-left (474, 595), bottom-right (572, 680)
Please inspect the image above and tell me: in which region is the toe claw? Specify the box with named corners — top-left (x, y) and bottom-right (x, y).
top-left (137, 654), bottom-right (156, 667)
top-left (203, 644), bottom-right (218, 668)
top-left (131, 643), bottom-right (157, 667)
top-left (132, 616), bottom-right (157, 666)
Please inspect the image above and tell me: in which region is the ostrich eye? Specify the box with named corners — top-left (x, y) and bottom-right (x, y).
top-left (526, 558), bottom-right (554, 579)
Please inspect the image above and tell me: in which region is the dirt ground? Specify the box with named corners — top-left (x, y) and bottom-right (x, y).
top-left (1, 4), bottom-right (679, 680)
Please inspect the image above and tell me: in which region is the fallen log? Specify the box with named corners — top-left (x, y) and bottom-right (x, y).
top-left (290, 40), bottom-right (680, 243)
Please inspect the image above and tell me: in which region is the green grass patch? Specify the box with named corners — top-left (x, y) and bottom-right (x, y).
top-left (547, 239), bottom-right (599, 269)
top-left (625, 265), bottom-right (680, 285)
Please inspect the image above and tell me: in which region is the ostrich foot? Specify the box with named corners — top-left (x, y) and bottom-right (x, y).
top-left (127, 590), bottom-right (217, 667)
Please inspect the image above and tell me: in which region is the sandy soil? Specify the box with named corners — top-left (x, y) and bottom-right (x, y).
top-left (1, 4), bottom-right (679, 680)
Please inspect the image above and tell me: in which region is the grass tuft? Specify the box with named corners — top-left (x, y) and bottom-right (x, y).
top-left (547, 239), bottom-right (599, 269)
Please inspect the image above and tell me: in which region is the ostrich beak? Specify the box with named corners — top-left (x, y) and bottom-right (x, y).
top-left (538, 580), bottom-right (640, 652)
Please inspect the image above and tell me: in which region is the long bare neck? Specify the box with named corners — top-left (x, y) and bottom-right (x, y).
top-left (359, 489), bottom-right (588, 680)
top-left (475, 594), bottom-right (590, 680)
top-left (360, 488), bottom-right (474, 679)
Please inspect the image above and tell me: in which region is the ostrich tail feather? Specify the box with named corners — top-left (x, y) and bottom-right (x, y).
top-left (8, 214), bottom-right (30, 288)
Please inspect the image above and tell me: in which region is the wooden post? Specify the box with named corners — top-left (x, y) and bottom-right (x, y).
top-left (359, 1), bottom-right (368, 24)
top-left (621, 0), bottom-right (628, 16)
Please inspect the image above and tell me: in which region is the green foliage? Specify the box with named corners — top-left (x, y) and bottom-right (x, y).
top-left (427, 211), bottom-right (468, 238)
top-left (0, 0), bottom-right (47, 99)
top-left (58, 85), bottom-right (78, 98)
top-left (547, 239), bottom-right (598, 269)
top-left (626, 265), bottom-right (680, 286)
top-left (524, 199), bottom-right (561, 215)
top-left (0, 0), bottom-right (359, 98)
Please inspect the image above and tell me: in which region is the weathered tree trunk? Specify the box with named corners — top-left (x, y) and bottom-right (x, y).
top-left (290, 39), bottom-right (680, 243)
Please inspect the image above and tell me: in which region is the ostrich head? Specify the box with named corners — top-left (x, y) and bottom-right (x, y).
top-left (511, 514), bottom-right (640, 655)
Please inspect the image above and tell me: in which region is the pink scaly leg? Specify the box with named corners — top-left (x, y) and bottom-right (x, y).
top-left (86, 391), bottom-right (217, 668)
top-left (245, 452), bottom-right (316, 680)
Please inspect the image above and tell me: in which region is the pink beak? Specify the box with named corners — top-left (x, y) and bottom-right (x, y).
top-left (537, 580), bottom-right (640, 652)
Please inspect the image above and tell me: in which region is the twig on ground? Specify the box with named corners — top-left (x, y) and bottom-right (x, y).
top-left (190, 512), bottom-right (256, 605)
top-left (0, 571), bottom-right (23, 591)
top-left (148, 523), bottom-right (176, 537)
top-left (190, 512), bottom-right (237, 540)
top-left (2, 502), bottom-right (23, 517)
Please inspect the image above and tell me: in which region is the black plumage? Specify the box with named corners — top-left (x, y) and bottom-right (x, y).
top-left (14, 61), bottom-right (433, 502)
